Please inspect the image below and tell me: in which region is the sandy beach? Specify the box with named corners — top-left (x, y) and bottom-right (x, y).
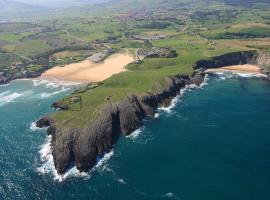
top-left (205, 64), bottom-right (261, 74)
top-left (42, 53), bottom-right (135, 83)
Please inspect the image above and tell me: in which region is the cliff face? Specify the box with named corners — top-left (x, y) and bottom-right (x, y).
top-left (257, 51), bottom-right (270, 79)
top-left (194, 51), bottom-right (257, 70)
top-left (37, 72), bottom-right (205, 174)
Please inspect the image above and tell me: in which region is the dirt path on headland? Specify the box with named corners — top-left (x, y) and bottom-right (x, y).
top-left (42, 53), bottom-right (135, 83)
top-left (205, 64), bottom-right (261, 74)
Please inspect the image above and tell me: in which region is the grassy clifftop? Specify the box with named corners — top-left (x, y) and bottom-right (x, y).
top-left (50, 33), bottom-right (258, 128)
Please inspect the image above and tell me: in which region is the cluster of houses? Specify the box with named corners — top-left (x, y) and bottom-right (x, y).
top-left (137, 47), bottom-right (177, 59)
top-left (118, 10), bottom-right (152, 22)
top-left (131, 33), bottom-right (168, 41)
top-left (118, 8), bottom-right (191, 22)
top-left (88, 48), bottom-right (113, 63)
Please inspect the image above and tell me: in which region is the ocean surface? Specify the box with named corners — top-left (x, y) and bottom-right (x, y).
top-left (0, 73), bottom-right (270, 200)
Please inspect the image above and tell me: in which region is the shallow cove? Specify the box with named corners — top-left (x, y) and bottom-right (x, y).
top-left (0, 74), bottom-right (270, 199)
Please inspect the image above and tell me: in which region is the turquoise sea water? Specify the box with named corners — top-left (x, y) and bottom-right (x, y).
top-left (0, 74), bottom-right (270, 200)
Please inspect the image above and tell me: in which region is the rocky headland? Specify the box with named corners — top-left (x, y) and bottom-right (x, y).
top-left (37, 72), bottom-right (205, 174)
top-left (36, 50), bottom-right (270, 175)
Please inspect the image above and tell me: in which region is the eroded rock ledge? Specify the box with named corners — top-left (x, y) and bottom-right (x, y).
top-left (37, 72), bottom-right (205, 174)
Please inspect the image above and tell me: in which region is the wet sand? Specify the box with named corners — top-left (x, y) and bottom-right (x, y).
top-left (205, 64), bottom-right (261, 74)
top-left (42, 53), bottom-right (135, 83)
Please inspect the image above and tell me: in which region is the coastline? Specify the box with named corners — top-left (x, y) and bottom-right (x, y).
top-left (34, 50), bottom-right (270, 176)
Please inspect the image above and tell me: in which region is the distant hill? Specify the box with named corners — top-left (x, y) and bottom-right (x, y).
top-left (0, 0), bottom-right (50, 20)
top-left (11, 0), bottom-right (110, 8)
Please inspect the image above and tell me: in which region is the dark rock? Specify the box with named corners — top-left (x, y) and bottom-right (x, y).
top-left (51, 101), bottom-right (69, 110)
top-left (36, 117), bottom-right (53, 128)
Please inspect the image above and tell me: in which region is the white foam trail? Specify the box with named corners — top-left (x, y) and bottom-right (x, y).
top-left (212, 71), bottom-right (268, 80)
top-left (0, 91), bottom-right (10, 97)
top-left (32, 78), bottom-right (81, 89)
top-left (37, 135), bottom-right (114, 182)
top-left (126, 127), bottom-right (144, 140)
top-left (0, 92), bottom-right (23, 106)
top-left (0, 83), bottom-right (10, 87)
top-left (39, 87), bottom-right (70, 98)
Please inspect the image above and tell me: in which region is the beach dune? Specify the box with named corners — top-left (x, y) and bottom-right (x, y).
top-left (42, 53), bottom-right (135, 83)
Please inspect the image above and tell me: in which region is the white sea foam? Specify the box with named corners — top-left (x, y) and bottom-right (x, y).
top-left (0, 91), bottom-right (10, 97)
top-left (32, 78), bottom-right (81, 89)
top-left (29, 121), bottom-right (47, 132)
top-left (37, 135), bottom-right (114, 182)
top-left (118, 178), bottom-right (127, 185)
top-left (158, 96), bottom-right (180, 114)
top-left (30, 122), bottom-right (39, 131)
top-left (126, 127), bottom-right (144, 140)
top-left (0, 82), bottom-right (10, 87)
top-left (154, 113), bottom-right (160, 119)
top-left (0, 91), bottom-right (23, 106)
top-left (39, 87), bottom-right (71, 99)
top-left (212, 71), bottom-right (268, 80)
top-left (199, 74), bottom-right (209, 88)
top-left (163, 192), bottom-right (180, 199)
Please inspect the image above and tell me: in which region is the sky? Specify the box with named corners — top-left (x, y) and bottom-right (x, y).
top-left (6, 0), bottom-right (109, 7)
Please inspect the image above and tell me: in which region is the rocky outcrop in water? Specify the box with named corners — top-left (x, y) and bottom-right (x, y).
top-left (37, 72), bottom-right (205, 174)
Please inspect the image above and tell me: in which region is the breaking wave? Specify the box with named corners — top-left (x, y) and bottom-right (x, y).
top-left (126, 127), bottom-right (145, 140)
